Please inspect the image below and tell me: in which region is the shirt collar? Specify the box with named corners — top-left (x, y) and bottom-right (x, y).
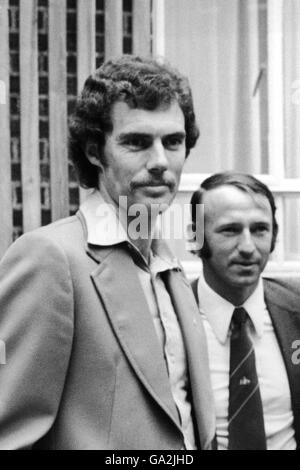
top-left (79, 189), bottom-right (128, 246)
top-left (243, 278), bottom-right (265, 339)
top-left (79, 189), bottom-right (181, 273)
top-left (197, 273), bottom-right (265, 344)
top-left (149, 242), bottom-right (180, 275)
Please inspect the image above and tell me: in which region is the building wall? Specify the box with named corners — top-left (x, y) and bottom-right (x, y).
top-left (6, 0), bottom-right (132, 241)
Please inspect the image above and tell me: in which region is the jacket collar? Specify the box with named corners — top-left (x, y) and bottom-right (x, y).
top-left (89, 245), bottom-right (183, 430)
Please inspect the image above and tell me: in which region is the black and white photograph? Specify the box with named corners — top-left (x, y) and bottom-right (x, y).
top-left (0, 0), bottom-right (299, 453)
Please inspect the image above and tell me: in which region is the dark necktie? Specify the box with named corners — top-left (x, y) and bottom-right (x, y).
top-left (228, 307), bottom-right (266, 450)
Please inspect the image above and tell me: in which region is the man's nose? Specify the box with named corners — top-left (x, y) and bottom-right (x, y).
top-left (238, 230), bottom-right (256, 256)
top-left (146, 140), bottom-right (168, 173)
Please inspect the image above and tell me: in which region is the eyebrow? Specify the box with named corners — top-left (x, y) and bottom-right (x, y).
top-left (217, 221), bottom-right (272, 229)
top-left (117, 131), bottom-right (186, 141)
top-left (117, 132), bottom-right (152, 142)
top-left (163, 131), bottom-right (186, 139)
top-left (251, 221), bottom-right (271, 227)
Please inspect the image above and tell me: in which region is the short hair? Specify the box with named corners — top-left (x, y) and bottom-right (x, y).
top-left (69, 55), bottom-right (200, 188)
top-left (190, 172), bottom-right (279, 258)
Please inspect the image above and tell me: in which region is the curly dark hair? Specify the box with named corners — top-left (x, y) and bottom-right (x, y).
top-left (190, 172), bottom-right (279, 258)
top-left (69, 55), bottom-right (200, 188)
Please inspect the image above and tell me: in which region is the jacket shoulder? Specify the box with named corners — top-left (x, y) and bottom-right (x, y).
top-left (0, 215), bottom-right (86, 268)
top-left (35, 214), bottom-right (85, 246)
top-left (263, 276), bottom-right (300, 310)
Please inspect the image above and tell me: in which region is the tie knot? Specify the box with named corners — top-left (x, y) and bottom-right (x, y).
top-left (232, 307), bottom-right (248, 328)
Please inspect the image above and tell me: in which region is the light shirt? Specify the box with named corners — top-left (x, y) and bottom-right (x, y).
top-left (80, 189), bottom-right (196, 449)
top-left (197, 273), bottom-right (296, 450)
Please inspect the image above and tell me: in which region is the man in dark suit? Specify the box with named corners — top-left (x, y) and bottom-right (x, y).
top-left (0, 55), bottom-right (215, 449)
top-left (189, 172), bottom-right (300, 450)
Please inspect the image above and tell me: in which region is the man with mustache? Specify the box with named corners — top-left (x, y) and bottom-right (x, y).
top-left (0, 55), bottom-right (215, 449)
top-left (189, 172), bottom-right (300, 450)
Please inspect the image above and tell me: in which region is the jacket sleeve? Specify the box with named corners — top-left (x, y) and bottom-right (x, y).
top-left (0, 231), bottom-right (74, 449)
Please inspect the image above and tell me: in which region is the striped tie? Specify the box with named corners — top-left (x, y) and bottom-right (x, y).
top-left (228, 307), bottom-right (266, 450)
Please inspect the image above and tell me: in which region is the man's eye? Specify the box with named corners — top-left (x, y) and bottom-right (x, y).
top-left (253, 226), bottom-right (269, 235)
top-left (123, 137), bottom-right (150, 150)
top-left (163, 136), bottom-right (185, 150)
top-left (221, 227), bottom-right (239, 235)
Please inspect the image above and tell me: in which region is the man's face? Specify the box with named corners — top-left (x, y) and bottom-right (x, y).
top-left (201, 185), bottom-right (273, 301)
top-left (98, 100), bottom-right (186, 213)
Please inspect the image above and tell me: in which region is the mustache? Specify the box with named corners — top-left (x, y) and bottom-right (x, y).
top-left (131, 178), bottom-right (176, 189)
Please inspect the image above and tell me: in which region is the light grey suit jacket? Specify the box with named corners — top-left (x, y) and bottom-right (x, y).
top-left (0, 213), bottom-right (215, 449)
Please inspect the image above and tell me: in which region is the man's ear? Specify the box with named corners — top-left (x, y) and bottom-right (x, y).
top-left (85, 140), bottom-right (103, 169)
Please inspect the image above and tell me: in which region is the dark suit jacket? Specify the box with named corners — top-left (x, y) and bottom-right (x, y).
top-left (0, 213), bottom-right (215, 450)
top-left (191, 275), bottom-right (300, 449)
top-left (263, 277), bottom-right (300, 448)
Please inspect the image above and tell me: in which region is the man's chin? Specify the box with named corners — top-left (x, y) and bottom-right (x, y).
top-left (133, 194), bottom-right (174, 210)
top-left (229, 274), bottom-right (260, 289)
top-left (232, 263), bottom-right (260, 276)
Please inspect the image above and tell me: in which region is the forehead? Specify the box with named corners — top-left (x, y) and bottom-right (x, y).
top-left (109, 100), bottom-right (185, 135)
top-left (202, 185), bottom-right (273, 224)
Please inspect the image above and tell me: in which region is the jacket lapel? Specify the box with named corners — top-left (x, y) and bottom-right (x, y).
top-left (264, 278), bottom-right (300, 447)
top-left (164, 270), bottom-right (216, 450)
top-left (88, 244), bottom-right (182, 430)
